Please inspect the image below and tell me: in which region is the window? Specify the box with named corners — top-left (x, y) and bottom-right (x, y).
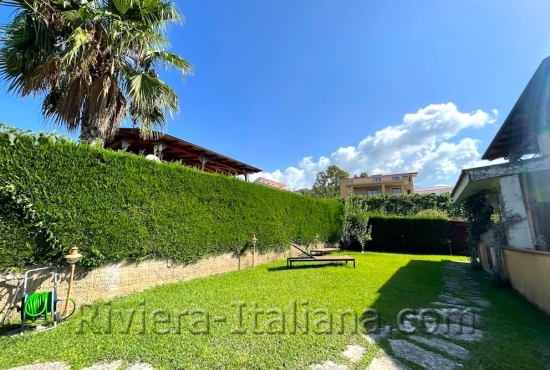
top-left (392, 188), bottom-right (402, 195)
top-left (392, 176), bottom-right (400, 181)
top-left (373, 177), bottom-right (381, 182)
top-left (367, 189), bottom-right (378, 196)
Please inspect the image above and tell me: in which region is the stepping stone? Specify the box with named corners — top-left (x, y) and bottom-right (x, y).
top-left (127, 363), bottom-right (154, 370)
top-left (342, 345), bottom-right (366, 363)
top-left (443, 265), bottom-right (467, 269)
top-left (431, 302), bottom-right (483, 313)
top-left (461, 289), bottom-right (482, 296)
top-left (443, 278), bottom-right (468, 283)
top-left (443, 276), bottom-right (472, 283)
top-left (434, 308), bottom-right (482, 324)
top-left (471, 299), bottom-right (491, 307)
top-left (366, 350), bottom-right (410, 370)
top-left (444, 283), bottom-right (463, 289)
top-left (7, 363), bottom-right (69, 370)
top-left (442, 266), bottom-right (468, 274)
top-left (444, 288), bottom-right (469, 293)
top-left (405, 314), bottom-right (438, 324)
top-left (410, 335), bottom-right (470, 360)
top-left (443, 279), bottom-right (467, 284)
top-left (442, 269), bottom-right (467, 273)
top-left (439, 294), bottom-right (468, 305)
top-left (442, 271), bottom-right (467, 275)
top-left (442, 270), bottom-right (468, 275)
top-left (443, 278), bottom-right (463, 282)
top-left (399, 320), bottom-right (416, 333)
top-left (455, 290), bottom-right (482, 295)
top-left (444, 287), bottom-right (468, 293)
top-left (460, 294), bottom-right (483, 299)
top-left (364, 325), bottom-right (392, 344)
top-left (444, 285), bottom-right (463, 291)
top-left (310, 361), bottom-right (348, 370)
top-left (389, 339), bottom-right (457, 369)
top-left (434, 323), bottom-right (484, 341)
top-left (81, 361), bottom-right (124, 370)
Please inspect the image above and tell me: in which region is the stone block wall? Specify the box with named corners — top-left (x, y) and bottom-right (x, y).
top-left (0, 245), bottom-right (312, 324)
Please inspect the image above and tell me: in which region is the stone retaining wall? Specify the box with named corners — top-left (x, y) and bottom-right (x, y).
top-left (0, 246), bottom-right (308, 323)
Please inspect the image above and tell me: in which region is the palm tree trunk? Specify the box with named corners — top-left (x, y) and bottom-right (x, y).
top-left (78, 118), bottom-right (103, 144)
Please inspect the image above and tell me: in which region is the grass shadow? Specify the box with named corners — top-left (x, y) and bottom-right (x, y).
top-left (267, 262), bottom-right (352, 272)
top-left (360, 258), bottom-right (550, 370)
top-left (362, 259), bottom-right (447, 329)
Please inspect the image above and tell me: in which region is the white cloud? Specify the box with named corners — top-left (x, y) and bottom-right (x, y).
top-left (252, 103), bottom-right (500, 190)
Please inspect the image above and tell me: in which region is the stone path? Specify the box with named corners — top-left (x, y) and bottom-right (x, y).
top-left (308, 260), bottom-right (489, 369)
top-left (370, 261), bottom-right (487, 369)
top-left (7, 262), bottom-right (488, 370)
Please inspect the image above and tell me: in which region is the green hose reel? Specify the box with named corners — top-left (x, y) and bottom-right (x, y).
top-left (22, 291), bottom-right (57, 323)
top-left (21, 290), bottom-right (77, 324)
top-left (19, 267), bottom-right (78, 327)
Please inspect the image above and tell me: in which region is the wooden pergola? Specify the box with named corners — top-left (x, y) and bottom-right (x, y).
top-left (104, 128), bottom-right (261, 179)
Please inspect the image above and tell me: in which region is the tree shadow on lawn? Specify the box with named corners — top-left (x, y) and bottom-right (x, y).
top-left (360, 258), bottom-right (550, 370)
top-left (362, 259), bottom-right (450, 331)
top-left (357, 259), bottom-right (480, 368)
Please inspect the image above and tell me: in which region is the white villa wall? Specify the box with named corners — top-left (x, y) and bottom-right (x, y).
top-left (499, 175), bottom-right (533, 249)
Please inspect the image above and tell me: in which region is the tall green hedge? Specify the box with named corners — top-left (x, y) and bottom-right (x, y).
top-left (343, 215), bottom-right (468, 255)
top-left (0, 213), bottom-right (35, 267)
top-left (0, 134), bottom-right (343, 268)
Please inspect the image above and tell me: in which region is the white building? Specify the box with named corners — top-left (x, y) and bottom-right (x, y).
top-left (415, 186), bottom-right (454, 195)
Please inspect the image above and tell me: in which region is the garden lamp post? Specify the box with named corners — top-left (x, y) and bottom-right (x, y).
top-left (63, 246), bottom-right (82, 316)
top-left (252, 235), bottom-right (257, 267)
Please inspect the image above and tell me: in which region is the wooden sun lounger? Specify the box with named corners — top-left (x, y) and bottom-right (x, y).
top-left (287, 244), bottom-right (355, 268)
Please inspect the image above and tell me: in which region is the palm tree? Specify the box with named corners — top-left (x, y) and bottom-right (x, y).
top-left (0, 0), bottom-right (192, 143)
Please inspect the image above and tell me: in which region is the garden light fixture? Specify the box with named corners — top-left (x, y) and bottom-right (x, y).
top-left (64, 246), bottom-right (82, 265)
top-left (63, 246), bottom-right (81, 316)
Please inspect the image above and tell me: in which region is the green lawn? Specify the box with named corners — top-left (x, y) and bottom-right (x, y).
top-left (1, 252), bottom-right (549, 369)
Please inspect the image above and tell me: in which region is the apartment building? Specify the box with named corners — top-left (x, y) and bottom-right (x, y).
top-left (253, 177), bottom-right (287, 190)
top-left (339, 172), bottom-right (418, 197)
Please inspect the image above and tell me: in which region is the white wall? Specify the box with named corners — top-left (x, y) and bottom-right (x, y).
top-left (500, 175), bottom-right (533, 249)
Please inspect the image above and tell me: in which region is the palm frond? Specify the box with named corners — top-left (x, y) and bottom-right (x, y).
top-left (126, 71), bottom-right (177, 136)
top-left (60, 27), bottom-right (92, 64)
top-left (110, 0), bottom-right (133, 15)
top-left (142, 50), bottom-right (192, 78)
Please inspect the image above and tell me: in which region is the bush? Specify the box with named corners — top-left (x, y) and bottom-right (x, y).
top-left (0, 133), bottom-right (343, 268)
top-left (341, 197), bottom-right (372, 252)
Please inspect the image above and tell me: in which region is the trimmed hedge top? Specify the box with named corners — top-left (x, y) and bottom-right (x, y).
top-left (347, 193), bottom-right (466, 220)
top-left (0, 134), bottom-right (343, 268)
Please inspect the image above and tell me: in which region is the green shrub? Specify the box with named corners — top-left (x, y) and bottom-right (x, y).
top-left (341, 196), bottom-right (372, 252)
top-left (0, 133), bottom-right (343, 268)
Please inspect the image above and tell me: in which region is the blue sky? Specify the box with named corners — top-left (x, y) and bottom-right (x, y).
top-left (1, 0), bottom-right (550, 189)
